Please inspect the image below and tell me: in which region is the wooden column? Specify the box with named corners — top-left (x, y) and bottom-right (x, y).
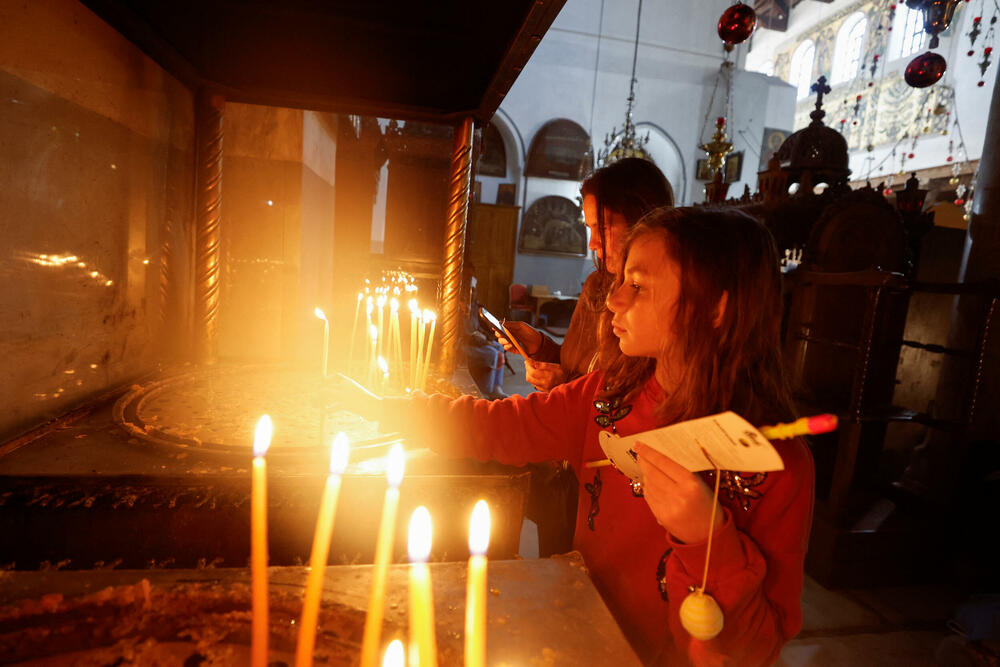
top-left (437, 117), bottom-right (475, 378)
top-left (193, 90), bottom-right (224, 364)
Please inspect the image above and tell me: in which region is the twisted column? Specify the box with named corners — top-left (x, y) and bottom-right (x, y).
top-left (437, 117), bottom-right (475, 378)
top-left (193, 90), bottom-right (224, 364)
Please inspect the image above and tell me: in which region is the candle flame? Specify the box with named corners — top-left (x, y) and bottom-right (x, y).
top-left (390, 298), bottom-right (399, 312)
top-left (330, 432), bottom-right (350, 475)
top-left (382, 639), bottom-right (405, 667)
top-left (378, 356), bottom-right (389, 374)
top-left (357, 292), bottom-right (364, 302)
top-left (253, 415), bottom-right (273, 458)
top-left (422, 309), bottom-right (436, 322)
top-left (408, 506), bottom-right (432, 562)
top-left (366, 297), bottom-right (374, 314)
top-left (469, 500), bottom-right (491, 555)
top-left (377, 295), bottom-right (386, 308)
top-left (387, 443), bottom-right (405, 487)
top-left (369, 324), bottom-right (378, 342)
top-left (408, 298), bottom-right (419, 314)
top-left (314, 307), bottom-right (327, 321)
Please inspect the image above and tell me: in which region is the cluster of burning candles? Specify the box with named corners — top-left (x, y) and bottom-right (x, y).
top-left (251, 415), bottom-right (490, 667)
top-left (315, 271), bottom-right (438, 395)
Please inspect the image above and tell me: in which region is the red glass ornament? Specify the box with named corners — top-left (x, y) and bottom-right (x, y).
top-left (979, 80), bottom-right (986, 86)
top-left (717, 3), bottom-right (757, 45)
top-left (974, 16), bottom-right (982, 22)
top-left (905, 52), bottom-right (947, 88)
top-left (890, 3), bottom-right (896, 8)
top-left (985, 47), bottom-right (994, 55)
top-left (955, 198), bottom-right (965, 205)
top-left (856, 94), bottom-right (863, 101)
top-left (874, 54), bottom-right (880, 61)
top-left (947, 156), bottom-right (954, 161)
top-left (969, 50), bottom-right (976, 56)
top-left (908, 153), bottom-right (915, 158)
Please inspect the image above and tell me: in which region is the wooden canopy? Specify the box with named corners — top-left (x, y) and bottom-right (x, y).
top-left (80, 0), bottom-right (566, 122)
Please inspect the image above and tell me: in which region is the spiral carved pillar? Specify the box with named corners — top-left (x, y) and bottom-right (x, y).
top-left (437, 117), bottom-right (475, 378)
top-left (193, 90), bottom-right (224, 364)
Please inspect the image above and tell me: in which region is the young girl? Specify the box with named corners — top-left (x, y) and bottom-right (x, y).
top-left (504, 157), bottom-right (674, 392)
top-left (354, 206), bottom-right (813, 666)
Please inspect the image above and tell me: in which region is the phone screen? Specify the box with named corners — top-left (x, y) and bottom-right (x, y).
top-left (479, 306), bottom-right (504, 332)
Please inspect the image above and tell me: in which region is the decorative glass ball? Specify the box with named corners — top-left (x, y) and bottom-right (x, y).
top-left (717, 3), bottom-right (757, 45)
top-left (904, 52), bottom-right (947, 88)
top-left (679, 590), bottom-right (724, 641)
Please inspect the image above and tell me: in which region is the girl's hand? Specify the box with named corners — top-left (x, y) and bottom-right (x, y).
top-left (333, 372), bottom-right (384, 421)
top-left (524, 359), bottom-right (565, 392)
top-left (636, 442), bottom-right (723, 544)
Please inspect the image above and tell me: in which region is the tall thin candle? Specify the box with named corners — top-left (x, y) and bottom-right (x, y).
top-left (348, 293), bottom-right (363, 373)
top-left (314, 308), bottom-right (330, 378)
top-left (251, 415), bottom-right (273, 667)
top-left (294, 433), bottom-right (350, 666)
top-left (419, 310), bottom-right (437, 392)
top-left (408, 506), bottom-right (437, 667)
top-left (408, 301), bottom-right (420, 390)
top-left (390, 298), bottom-right (402, 386)
top-left (359, 444), bottom-right (405, 667)
top-left (376, 294), bottom-right (387, 361)
top-left (464, 501), bottom-right (490, 667)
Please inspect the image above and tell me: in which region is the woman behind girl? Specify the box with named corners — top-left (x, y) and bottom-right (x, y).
top-left (350, 206), bottom-right (814, 666)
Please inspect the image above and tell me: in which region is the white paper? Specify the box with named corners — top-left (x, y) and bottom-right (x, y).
top-left (597, 411), bottom-right (785, 482)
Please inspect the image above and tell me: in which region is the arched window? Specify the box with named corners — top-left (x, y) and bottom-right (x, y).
top-left (789, 40), bottom-right (816, 100)
top-left (889, 4), bottom-right (926, 60)
top-left (831, 12), bottom-right (867, 84)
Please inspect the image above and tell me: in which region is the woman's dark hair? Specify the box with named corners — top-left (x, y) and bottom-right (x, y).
top-left (580, 157), bottom-right (674, 308)
top-left (597, 206), bottom-right (795, 427)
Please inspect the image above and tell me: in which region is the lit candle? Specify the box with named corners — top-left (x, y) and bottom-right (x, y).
top-left (294, 433), bottom-right (350, 666)
top-left (408, 506), bottom-right (437, 667)
top-left (348, 293), bottom-right (363, 373)
top-left (252, 415), bottom-right (273, 667)
top-left (382, 639), bottom-right (405, 667)
top-left (377, 356), bottom-right (389, 395)
top-left (465, 500), bottom-right (490, 667)
top-left (314, 308), bottom-right (329, 378)
top-left (408, 301), bottom-right (420, 391)
top-left (360, 443), bottom-right (406, 667)
top-left (419, 310), bottom-right (436, 392)
top-left (390, 298), bottom-right (402, 386)
top-left (368, 325), bottom-right (379, 389)
top-left (377, 294), bottom-right (387, 361)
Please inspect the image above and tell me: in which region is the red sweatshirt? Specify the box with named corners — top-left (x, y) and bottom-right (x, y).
top-left (383, 371), bottom-right (814, 666)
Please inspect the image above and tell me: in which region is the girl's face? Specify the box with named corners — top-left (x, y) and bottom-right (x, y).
top-left (606, 234), bottom-right (682, 359)
top-left (583, 194), bottom-right (629, 273)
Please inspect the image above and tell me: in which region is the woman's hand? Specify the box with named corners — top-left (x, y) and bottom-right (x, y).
top-left (495, 321), bottom-right (543, 356)
top-left (636, 442), bottom-right (723, 544)
top-left (524, 360), bottom-right (566, 392)
top-left (332, 372), bottom-right (384, 421)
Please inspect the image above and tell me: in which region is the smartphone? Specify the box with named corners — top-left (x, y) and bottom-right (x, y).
top-left (478, 306), bottom-right (532, 359)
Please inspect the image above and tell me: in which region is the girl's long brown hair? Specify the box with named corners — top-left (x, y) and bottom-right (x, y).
top-left (597, 206), bottom-right (795, 427)
top-left (579, 157), bottom-right (674, 311)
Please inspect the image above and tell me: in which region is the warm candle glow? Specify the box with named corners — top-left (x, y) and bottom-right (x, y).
top-left (359, 443), bottom-right (406, 667)
top-left (295, 432), bottom-right (350, 666)
top-left (370, 324), bottom-right (378, 343)
top-left (313, 307), bottom-right (327, 322)
top-left (390, 298), bottom-right (399, 313)
top-left (408, 506), bottom-right (436, 667)
top-left (387, 443), bottom-right (405, 487)
top-left (378, 356), bottom-right (389, 374)
top-left (408, 298), bottom-right (419, 314)
top-left (382, 640), bottom-right (405, 667)
top-left (254, 415), bottom-right (273, 458)
top-left (468, 500), bottom-right (490, 556)
top-left (465, 501), bottom-right (490, 667)
top-left (330, 431), bottom-right (350, 475)
top-left (251, 415), bottom-right (272, 667)
top-left (408, 506), bottom-right (432, 562)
